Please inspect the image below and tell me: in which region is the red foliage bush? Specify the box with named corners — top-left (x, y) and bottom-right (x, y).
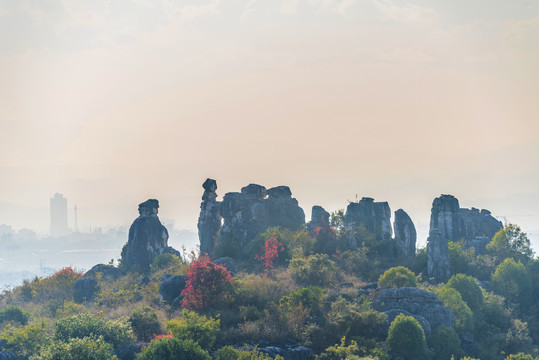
top-left (255, 233), bottom-right (285, 272)
top-left (181, 256), bottom-right (232, 312)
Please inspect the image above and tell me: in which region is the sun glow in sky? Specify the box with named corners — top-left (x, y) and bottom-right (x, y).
top-left (1, 0), bottom-right (538, 246)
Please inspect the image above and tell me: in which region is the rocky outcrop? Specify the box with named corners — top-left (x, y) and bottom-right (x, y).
top-left (122, 199), bottom-right (171, 273)
top-left (159, 275), bottom-right (187, 304)
top-left (307, 205), bottom-right (339, 253)
top-left (429, 195), bottom-right (502, 246)
top-left (197, 179), bottom-right (222, 256)
top-left (427, 229), bottom-right (450, 283)
top-left (238, 342), bottom-right (314, 360)
top-left (0, 351), bottom-right (17, 360)
top-left (73, 278), bottom-right (99, 303)
top-left (345, 197), bottom-right (392, 248)
top-left (218, 184), bottom-right (305, 254)
top-left (84, 264), bottom-right (123, 279)
top-left (393, 209), bottom-right (416, 257)
top-left (374, 287), bottom-right (455, 337)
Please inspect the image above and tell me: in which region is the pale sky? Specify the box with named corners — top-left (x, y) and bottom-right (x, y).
top-left (1, 0), bottom-right (538, 247)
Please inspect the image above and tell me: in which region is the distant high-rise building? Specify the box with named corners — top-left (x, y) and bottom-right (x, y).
top-left (50, 193), bottom-right (68, 237)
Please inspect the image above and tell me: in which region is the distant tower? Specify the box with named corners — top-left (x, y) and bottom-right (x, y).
top-left (74, 205), bottom-right (78, 233)
top-left (50, 193), bottom-right (68, 237)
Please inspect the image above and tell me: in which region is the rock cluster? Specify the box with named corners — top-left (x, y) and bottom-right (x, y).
top-left (73, 278), bottom-right (99, 303)
top-left (197, 179), bottom-right (222, 256)
top-left (393, 209), bottom-right (417, 258)
top-left (306, 205), bottom-right (339, 253)
top-left (344, 197), bottom-right (416, 257)
top-left (345, 197), bottom-right (392, 247)
top-left (428, 194), bottom-right (503, 282)
top-left (374, 287), bottom-right (455, 337)
top-left (218, 184), bottom-right (305, 255)
top-left (122, 199), bottom-right (175, 273)
top-left (429, 194), bottom-right (502, 246)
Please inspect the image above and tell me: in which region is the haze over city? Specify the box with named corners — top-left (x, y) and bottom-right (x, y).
top-left (1, 0), bottom-right (539, 276)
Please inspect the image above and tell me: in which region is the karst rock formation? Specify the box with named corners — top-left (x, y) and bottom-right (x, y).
top-left (197, 178), bottom-right (222, 256)
top-left (123, 199), bottom-right (175, 273)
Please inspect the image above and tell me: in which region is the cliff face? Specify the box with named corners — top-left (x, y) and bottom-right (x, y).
top-left (123, 199), bottom-right (169, 273)
top-left (217, 183), bottom-right (305, 255)
top-left (427, 228), bottom-right (450, 283)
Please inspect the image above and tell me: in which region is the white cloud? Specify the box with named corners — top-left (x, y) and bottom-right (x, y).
top-left (241, 0), bottom-right (256, 21)
top-left (335, 0), bottom-right (357, 17)
top-left (161, 0), bottom-right (221, 24)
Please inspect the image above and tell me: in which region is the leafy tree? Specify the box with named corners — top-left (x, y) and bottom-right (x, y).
top-left (386, 313), bottom-right (430, 360)
top-left (318, 337), bottom-right (361, 360)
top-left (129, 306), bottom-right (161, 341)
top-left (378, 266), bottom-right (416, 288)
top-left (137, 337), bottom-right (211, 360)
top-left (181, 255), bottom-right (233, 312)
top-left (36, 336), bottom-right (118, 360)
top-left (255, 232), bottom-right (285, 273)
top-left (503, 319), bottom-right (533, 356)
top-left (165, 309), bottom-right (220, 349)
top-left (428, 326), bottom-right (461, 360)
top-left (0, 320), bottom-right (51, 359)
top-left (448, 241), bottom-right (474, 276)
top-left (150, 254), bottom-right (183, 274)
top-left (437, 286), bottom-right (473, 333)
top-left (289, 254), bottom-right (341, 287)
top-left (492, 258), bottom-right (533, 308)
top-left (487, 224), bottom-right (533, 263)
top-left (446, 274), bottom-right (484, 313)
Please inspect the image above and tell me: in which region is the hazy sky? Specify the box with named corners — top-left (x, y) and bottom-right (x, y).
top-left (1, 0), bottom-right (538, 246)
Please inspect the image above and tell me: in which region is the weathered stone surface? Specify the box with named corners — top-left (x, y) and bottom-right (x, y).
top-left (0, 351), bottom-right (17, 360)
top-left (218, 184), bottom-right (305, 255)
top-left (84, 264), bottom-right (123, 279)
top-left (159, 275), bottom-right (187, 304)
top-left (213, 257), bottom-right (237, 274)
top-left (198, 179), bottom-right (222, 256)
top-left (307, 206), bottom-right (330, 231)
top-left (374, 287), bottom-right (455, 336)
top-left (393, 209), bottom-right (417, 257)
top-left (306, 205), bottom-right (339, 253)
top-left (427, 228), bottom-right (450, 283)
top-left (429, 195), bottom-right (502, 245)
top-left (123, 199), bottom-right (171, 273)
top-left (239, 344), bottom-right (314, 360)
top-left (73, 278), bottom-right (99, 303)
top-left (345, 197), bottom-right (392, 248)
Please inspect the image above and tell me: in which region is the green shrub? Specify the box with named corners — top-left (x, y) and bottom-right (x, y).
top-left (129, 306), bottom-right (161, 341)
top-left (289, 254), bottom-right (341, 287)
top-left (137, 337), bottom-right (211, 360)
top-left (165, 309), bottom-right (220, 350)
top-left (0, 305), bottom-right (29, 325)
top-left (37, 336), bottom-right (118, 360)
top-left (504, 353), bottom-right (536, 360)
top-left (150, 254), bottom-right (183, 273)
top-left (318, 337), bottom-right (361, 360)
top-left (337, 247), bottom-right (372, 280)
top-left (54, 301), bottom-right (86, 318)
top-left (482, 291), bottom-right (511, 331)
top-left (386, 313), bottom-right (430, 360)
top-left (437, 286), bottom-right (473, 333)
top-left (503, 319), bottom-right (533, 356)
top-left (0, 320), bottom-right (51, 359)
top-left (448, 241), bottom-right (474, 276)
top-left (55, 313), bottom-right (134, 347)
top-left (280, 286), bottom-right (325, 313)
top-left (378, 266), bottom-right (416, 288)
top-left (487, 224), bottom-right (533, 264)
top-left (446, 274), bottom-right (484, 313)
top-left (215, 345), bottom-right (280, 360)
top-left (428, 326), bottom-right (461, 360)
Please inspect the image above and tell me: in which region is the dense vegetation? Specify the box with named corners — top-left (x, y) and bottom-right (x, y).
top-left (1, 218), bottom-right (539, 360)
